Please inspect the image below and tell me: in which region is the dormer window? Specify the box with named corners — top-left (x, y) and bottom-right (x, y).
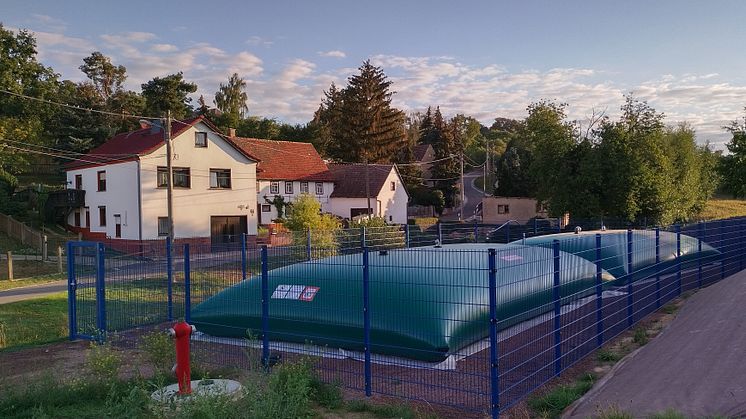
top-left (195, 132), bottom-right (208, 148)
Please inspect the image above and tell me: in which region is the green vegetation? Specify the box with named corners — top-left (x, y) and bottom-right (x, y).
top-left (527, 373), bottom-right (595, 418)
top-left (699, 198), bottom-right (746, 220)
top-left (647, 409), bottom-right (688, 419)
top-left (0, 273), bottom-right (63, 290)
top-left (596, 349), bottom-right (623, 363)
top-left (0, 292), bottom-right (67, 349)
top-left (633, 327), bottom-right (649, 346)
top-left (0, 341), bottom-right (425, 418)
top-left (474, 173), bottom-right (496, 194)
top-left (596, 406), bottom-right (635, 419)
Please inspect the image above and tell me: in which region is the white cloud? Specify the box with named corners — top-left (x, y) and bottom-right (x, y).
top-left (245, 36), bottom-right (273, 47)
top-left (8, 23), bottom-right (745, 148)
top-left (318, 50), bottom-right (346, 58)
top-left (28, 14), bottom-right (67, 32)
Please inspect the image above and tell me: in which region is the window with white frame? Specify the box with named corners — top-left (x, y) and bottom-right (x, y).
top-left (209, 169), bottom-right (231, 189)
top-left (285, 181), bottom-right (293, 194)
top-left (157, 167), bottom-right (191, 188)
top-left (270, 181), bottom-right (279, 194)
top-left (157, 217), bottom-right (169, 236)
top-left (315, 182), bottom-right (324, 195)
top-left (261, 204), bottom-right (271, 212)
top-left (300, 181), bottom-right (309, 193)
top-left (195, 132), bottom-right (207, 147)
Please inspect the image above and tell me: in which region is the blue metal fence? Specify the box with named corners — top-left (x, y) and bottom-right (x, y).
top-left (67, 218), bottom-right (746, 417)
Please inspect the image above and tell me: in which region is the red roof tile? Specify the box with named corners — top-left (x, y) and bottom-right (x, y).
top-left (66, 116), bottom-right (258, 169)
top-left (231, 138), bottom-right (334, 181)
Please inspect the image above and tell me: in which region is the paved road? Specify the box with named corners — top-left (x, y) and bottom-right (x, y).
top-left (566, 269), bottom-right (746, 418)
top-left (441, 169), bottom-right (486, 221)
top-left (0, 280), bottom-right (67, 304)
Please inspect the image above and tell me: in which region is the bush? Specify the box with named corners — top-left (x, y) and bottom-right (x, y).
top-left (86, 343), bottom-right (122, 382)
top-left (256, 361), bottom-right (315, 419)
top-left (140, 330), bottom-right (175, 376)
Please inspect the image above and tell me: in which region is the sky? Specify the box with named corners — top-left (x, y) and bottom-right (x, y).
top-left (4, 0), bottom-right (746, 148)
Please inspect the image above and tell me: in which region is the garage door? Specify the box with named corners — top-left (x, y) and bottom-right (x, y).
top-left (210, 216), bottom-right (248, 247)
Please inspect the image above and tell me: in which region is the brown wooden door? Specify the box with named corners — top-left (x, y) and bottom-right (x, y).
top-left (210, 216), bottom-right (248, 247)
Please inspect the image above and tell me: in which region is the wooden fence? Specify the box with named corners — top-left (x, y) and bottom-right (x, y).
top-left (0, 213), bottom-right (44, 253)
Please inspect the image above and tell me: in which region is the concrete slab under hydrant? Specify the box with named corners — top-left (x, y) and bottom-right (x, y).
top-left (151, 379), bottom-right (243, 403)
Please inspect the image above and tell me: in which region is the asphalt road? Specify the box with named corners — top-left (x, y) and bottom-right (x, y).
top-left (566, 269), bottom-right (746, 418)
top-left (0, 280), bottom-right (67, 304)
top-left (441, 169), bottom-right (487, 221)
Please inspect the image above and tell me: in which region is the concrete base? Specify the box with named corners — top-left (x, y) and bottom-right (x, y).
top-left (151, 379), bottom-right (243, 403)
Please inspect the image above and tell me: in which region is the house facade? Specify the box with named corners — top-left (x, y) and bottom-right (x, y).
top-left (328, 164), bottom-right (409, 224)
top-left (480, 196), bottom-right (548, 223)
top-left (231, 138), bottom-right (335, 224)
top-left (65, 116), bottom-right (260, 245)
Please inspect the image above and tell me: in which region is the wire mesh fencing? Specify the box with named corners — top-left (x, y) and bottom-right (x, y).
top-left (67, 218), bottom-right (746, 417)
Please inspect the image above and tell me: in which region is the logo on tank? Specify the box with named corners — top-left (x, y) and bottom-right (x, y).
top-left (271, 284), bottom-right (320, 301)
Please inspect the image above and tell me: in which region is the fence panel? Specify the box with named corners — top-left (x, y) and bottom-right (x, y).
top-left (68, 218), bottom-right (746, 417)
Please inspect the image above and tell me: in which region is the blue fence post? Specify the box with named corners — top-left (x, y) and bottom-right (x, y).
top-left (437, 222), bottom-right (443, 245)
top-left (626, 229), bottom-right (633, 327)
top-left (552, 239), bottom-right (562, 375)
top-left (488, 248), bottom-right (500, 419)
top-left (404, 223), bottom-right (410, 248)
top-left (166, 237), bottom-right (173, 322)
top-left (595, 234), bottom-right (604, 347)
top-left (361, 226), bottom-right (367, 249)
top-left (473, 220), bottom-right (479, 243)
top-left (261, 245), bottom-right (270, 368)
top-left (362, 246), bottom-right (372, 397)
top-left (741, 219), bottom-right (744, 272)
top-left (655, 228), bottom-right (661, 308)
top-left (720, 219), bottom-right (726, 279)
top-left (697, 222), bottom-right (704, 288)
top-left (184, 244), bottom-right (191, 323)
top-left (241, 233), bottom-right (248, 279)
top-left (306, 228), bottom-right (312, 261)
top-left (676, 224), bottom-right (682, 296)
top-left (67, 242), bottom-right (77, 341)
top-left (95, 242), bottom-right (106, 342)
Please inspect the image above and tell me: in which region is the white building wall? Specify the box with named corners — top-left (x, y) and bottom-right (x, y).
top-left (327, 198), bottom-right (376, 220)
top-left (377, 169), bottom-right (409, 224)
top-left (66, 160), bottom-right (140, 239)
top-left (138, 122), bottom-right (258, 238)
top-left (256, 180), bottom-right (334, 224)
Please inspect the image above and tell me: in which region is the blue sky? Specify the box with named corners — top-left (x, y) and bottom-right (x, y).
top-left (4, 0), bottom-right (746, 147)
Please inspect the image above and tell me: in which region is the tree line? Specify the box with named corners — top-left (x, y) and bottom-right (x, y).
top-left (1, 24), bottom-right (745, 225)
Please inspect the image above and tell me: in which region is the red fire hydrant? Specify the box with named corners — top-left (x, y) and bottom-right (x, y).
top-left (168, 321), bottom-right (196, 395)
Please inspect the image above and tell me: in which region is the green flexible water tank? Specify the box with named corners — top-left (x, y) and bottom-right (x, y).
top-left (510, 229), bottom-right (720, 284)
top-left (191, 243), bottom-right (615, 362)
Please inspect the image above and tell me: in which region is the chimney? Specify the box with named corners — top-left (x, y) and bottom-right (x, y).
top-left (228, 128), bottom-right (236, 137)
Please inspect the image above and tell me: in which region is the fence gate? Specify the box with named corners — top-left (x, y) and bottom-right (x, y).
top-left (67, 241), bottom-right (106, 341)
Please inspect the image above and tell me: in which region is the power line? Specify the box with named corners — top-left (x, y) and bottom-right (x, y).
top-left (0, 88), bottom-right (161, 120)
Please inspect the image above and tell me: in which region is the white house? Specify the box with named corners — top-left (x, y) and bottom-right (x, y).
top-left (231, 138), bottom-right (335, 224)
top-left (65, 116), bottom-right (260, 245)
top-left (327, 164), bottom-right (409, 224)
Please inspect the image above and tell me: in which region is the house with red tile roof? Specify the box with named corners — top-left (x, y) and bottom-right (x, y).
top-left (327, 163), bottom-right (409, 224)
top-left (64, 116), bottom-right (260, 245)
top-left (231, 138), bottom-right (336, 224)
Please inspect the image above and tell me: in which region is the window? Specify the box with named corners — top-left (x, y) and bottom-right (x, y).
top-left (157, 217), bottom-right (169, 236)
top-left (315, 182), bottom-right (324, 195)
top-left (285, 181), bottom-right (293, 194)
top-left (75, 174), bottom-right (82, 190)
top-left (85, 207), bottom-right (90, 227)
top-left (157, 167), bottom-right (191, 188)
top-left (209, 169), bottom-right (231, 189)
top-left (114, 214), bottom-right (122, 238)
top-left (99, 206), bottom-right (107, 226)
top-left (195, 132), bottom-right (208, 147)
top-left (74, 210), bottom-right (81, 227)
top-left (300, 181), bottom-right (309, 193)
top-left (390, 181), bottom-right (396, 191)
top-left (261, 204), bottom-right (271, 212)
top-left (497, 204), bottom-right (510, 214)
top-left (97, 171), bottom-right (106, 191)
top-left (270, 181), bottom-right (279, 194)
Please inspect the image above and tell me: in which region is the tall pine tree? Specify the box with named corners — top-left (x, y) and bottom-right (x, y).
top-left (312, 61), bottom-right (406, 163)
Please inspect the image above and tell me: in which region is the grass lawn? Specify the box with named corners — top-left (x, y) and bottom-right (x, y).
top-left (0, 232), bottom-right (38, 254)
top-left (0, 274), bottom-right (64, 291)
top-left (0, 260), bottom-right (62, 281)
top-left (700, 198), bottom-right (746, 220)
top-left (0, 292), bottom-right (68, 349)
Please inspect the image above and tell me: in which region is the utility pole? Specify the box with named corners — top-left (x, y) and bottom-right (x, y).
top-left (483, 151), bottom-right (487, 197)
top-left (164, 110), bottom-right (174, 240)
top-left (459, 153), bottom-right (464, 221)
top-left (364, 157), bottom-right (372, 219)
